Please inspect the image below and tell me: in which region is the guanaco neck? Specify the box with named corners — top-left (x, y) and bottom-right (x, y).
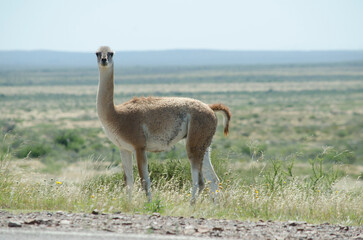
top-left (97, 65), bottom-right (117, 121)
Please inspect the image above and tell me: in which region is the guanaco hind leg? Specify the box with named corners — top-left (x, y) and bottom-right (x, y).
top-left (202, 147), bottom-right (220, 201)
top-left (135, 148), bottom-right (152, 202)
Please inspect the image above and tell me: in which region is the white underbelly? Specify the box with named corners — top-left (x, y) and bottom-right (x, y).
top-left (145, 131), bottom-right (186, 152)
top-left (101, 123), bottom-right (134, 152)
top-left (144, 117), bottom-right (188, 152)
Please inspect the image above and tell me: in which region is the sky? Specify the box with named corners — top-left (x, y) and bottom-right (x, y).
top-left (0, 0), bottom-right (362, 52)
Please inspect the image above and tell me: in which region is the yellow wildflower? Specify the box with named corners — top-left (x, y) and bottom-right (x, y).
top-left (56, 181), bottom-right (62, 185)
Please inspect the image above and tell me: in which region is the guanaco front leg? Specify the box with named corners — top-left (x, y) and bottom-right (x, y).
top-left (120, 149), bottom-right (134, 199)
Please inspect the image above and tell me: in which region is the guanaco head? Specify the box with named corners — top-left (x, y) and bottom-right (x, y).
top-left (96, 46), bottom-right (114, 68)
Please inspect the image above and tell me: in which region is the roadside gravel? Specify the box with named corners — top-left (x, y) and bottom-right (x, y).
top-left (1, 211), bottom-right (362, 239)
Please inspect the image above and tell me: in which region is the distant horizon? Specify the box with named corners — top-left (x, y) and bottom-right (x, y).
top-left (1, 49), bottom-right (363, 69)
top-left (2, 48), bottom-right (363, 53)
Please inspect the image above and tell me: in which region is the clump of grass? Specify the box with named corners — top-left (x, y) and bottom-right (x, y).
top-left (82, 172), bottom-right (124, 194)
top-left (143, 199), bottom-right (165, 213)
top-left (0, 138), bottom-right (13, 199)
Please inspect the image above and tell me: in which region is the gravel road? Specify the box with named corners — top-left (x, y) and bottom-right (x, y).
top-left (1, 211), bottom-right (362, 239)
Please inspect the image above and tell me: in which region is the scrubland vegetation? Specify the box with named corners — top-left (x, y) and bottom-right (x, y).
top-left (0, 62), bottom-right (362, 225)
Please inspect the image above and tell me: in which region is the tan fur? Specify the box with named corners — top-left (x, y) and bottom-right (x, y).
top-left (96, 46), bottom-right (231, 203)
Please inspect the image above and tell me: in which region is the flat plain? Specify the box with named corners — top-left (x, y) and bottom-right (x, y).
top-left (0, 62), bottom-right (363, 227)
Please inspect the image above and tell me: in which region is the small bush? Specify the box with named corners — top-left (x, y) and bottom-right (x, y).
top-left (16, 143), bottom-right (50, 158)
top-left (55, 130), bottom-right (85, 152)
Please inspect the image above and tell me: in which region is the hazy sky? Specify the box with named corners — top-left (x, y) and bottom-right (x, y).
top-left (1, 0), bottom-right (362, 52)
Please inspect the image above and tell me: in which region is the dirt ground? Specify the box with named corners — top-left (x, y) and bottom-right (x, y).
top-left (1, 211), bottom-right (362, 239)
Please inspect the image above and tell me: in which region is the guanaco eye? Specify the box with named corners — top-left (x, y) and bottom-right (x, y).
top-left (96, 52), bottom-right (100, 57)
top-left (108, 52), bottom-right (114, 57)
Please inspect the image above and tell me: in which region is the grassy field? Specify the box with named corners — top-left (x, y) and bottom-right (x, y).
top-left (0, 62), bottom-right (363, 225)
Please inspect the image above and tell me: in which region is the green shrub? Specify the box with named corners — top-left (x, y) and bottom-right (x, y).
top-left (55, 130), bottom-right (85, 152)
top-left (307, 147), bottom-right (347, 190)
top-left (149, 158), bottom-right (191, 188)
top-left (16, 143), bottom-right (50, 158)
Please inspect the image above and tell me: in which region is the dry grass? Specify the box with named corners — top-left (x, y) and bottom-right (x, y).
top-left (1, 158), bottom-right (362, 225)
top-left (1, 145), bottom-right (362, 226)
